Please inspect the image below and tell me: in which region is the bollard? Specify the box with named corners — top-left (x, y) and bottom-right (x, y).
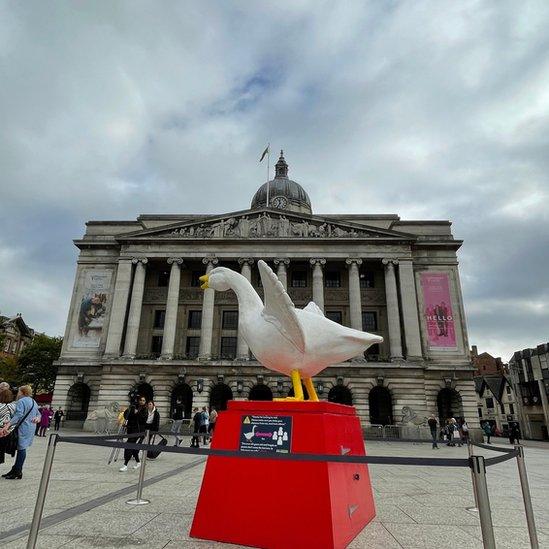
top-left (515, 445), bottom-right (539, 549)
top-left (466, 441), bottom-right (479, 513)
top-left (27, 433), bottom-right (59, 549)
top-left (126, 430), bottom-right (151, 506)
top-left (470, 455), bottom-right (496, 549)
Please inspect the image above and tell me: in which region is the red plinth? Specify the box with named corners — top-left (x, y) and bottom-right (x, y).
top-left (190, 401), bottom-right (376, 549)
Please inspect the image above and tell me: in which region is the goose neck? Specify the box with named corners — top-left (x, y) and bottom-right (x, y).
top-left (227, 271), bottom-right (263, 313)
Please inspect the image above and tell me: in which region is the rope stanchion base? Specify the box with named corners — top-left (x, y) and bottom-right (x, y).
top-left (126, 497), bottom-right (150, 506)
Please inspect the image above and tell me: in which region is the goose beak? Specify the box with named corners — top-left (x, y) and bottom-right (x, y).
top-left (199, 274), bottom-right (209, 289)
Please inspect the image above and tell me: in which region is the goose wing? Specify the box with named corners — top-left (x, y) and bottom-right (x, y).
top-left (258, 260), bottom-right (305, 353)
top-left (303, 301), bottom-right (324, 316)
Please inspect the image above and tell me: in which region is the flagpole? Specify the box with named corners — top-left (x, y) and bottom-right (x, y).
top-left (266, 143), bottom-right (270, 208)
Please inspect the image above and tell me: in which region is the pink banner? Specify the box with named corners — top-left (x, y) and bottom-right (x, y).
top-left (420, 272), bottom-right (457, 349)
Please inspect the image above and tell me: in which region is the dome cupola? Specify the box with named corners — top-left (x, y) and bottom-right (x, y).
top-left (251, 151), bottom-right (312, 214)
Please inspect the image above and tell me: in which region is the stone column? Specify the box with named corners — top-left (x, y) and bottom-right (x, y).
top-left (199, 257), bottom-right (218, 359)
top-left (382, 259), bottom-right (403, 360)
top-left (122, 258), bottom-right (148, 358)
top-left (161, 257), bottom-right (184, 359)
top-left (104, 259), bottom-right (133, 357)
top-left (274, 258), bottom-right (290, 290)
top-left (346, 258), bottom-right (363, 331)
top-left (398, 259), bottom-right (423, 359)
top-left (310, 258), bottom-right (326, 312)
top-left (237, 258), bottom-right (254, 359)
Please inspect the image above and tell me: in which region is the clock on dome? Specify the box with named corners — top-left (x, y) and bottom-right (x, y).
top-left (271, 195), bottom-right (288, 209)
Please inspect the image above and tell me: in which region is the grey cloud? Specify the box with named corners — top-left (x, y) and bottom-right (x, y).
top-left (1, 1), bottom-right (548, 361)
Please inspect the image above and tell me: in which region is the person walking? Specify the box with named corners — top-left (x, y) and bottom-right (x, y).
top-left (38, 405), bottom-right (53, 437)
top-left (0, 385), bottom-right (41, 479)
top-left (190, 407), bottom-right (202, 448)
top-left (428, 415), bottom-right (438, 449)
top-left (171, 398), bottom-right (185, 446)
top-left (119, 395), bottom-right (148, 472)
top-left (0, 388), bottom-right (17, 473)
top-left (53, 408), bottom-right (64, 431)
top-left (448, 418), bottom-right (462, 447)
top-left (509, 423), bottom-right (521, 445)
top-left (460, 419), bottom-right (469, 443)
top-left (145, 400), bottom-right (160, 433)
top-left (482, 421), bottom-right (492, 444)
top-left (208, 407), bottom-right (218, 441)
top-left (200, 407), bottom-right (209, 445)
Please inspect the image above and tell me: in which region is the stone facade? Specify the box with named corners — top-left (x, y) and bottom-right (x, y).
top-left (0, 314), bottom-right (35, 357)
top-left (52, 153), bottom-right (478, 432)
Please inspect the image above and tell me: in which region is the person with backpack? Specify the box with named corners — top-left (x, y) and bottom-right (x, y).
top-left (0, 385), bottom-right (41, 479)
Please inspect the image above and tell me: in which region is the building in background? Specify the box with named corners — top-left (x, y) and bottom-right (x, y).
top-left (0, 313), bottom-right (35, 357)
top-left (52, 152), bottom-right (478, 432)
top-left (508, 344), bottom-right (549, 440)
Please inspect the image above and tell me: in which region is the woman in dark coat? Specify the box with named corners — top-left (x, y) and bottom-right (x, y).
top-left (119, 395), bottom-right (148, 472)
top-left (145, 400), bottom-right (160, 433)
top-left (0, 388), bottom-right (17, 471)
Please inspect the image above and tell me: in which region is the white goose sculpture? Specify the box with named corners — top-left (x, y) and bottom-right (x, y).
top-left (199, 260), bottom-right (383, 402)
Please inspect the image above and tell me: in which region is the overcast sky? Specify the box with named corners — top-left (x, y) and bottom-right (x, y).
top-left (1, 1), bottom-right (548, 361)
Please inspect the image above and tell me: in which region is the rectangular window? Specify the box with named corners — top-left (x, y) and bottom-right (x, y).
top-left (360, 271), bottom-right (375, 288)
top-left (220, 336), bottom-right (237, 359)
top-left (153, 310), bottom-right (166, 329)
top-left (186, 336), bottom-right (200, 358)
top-left (485, 397), bottom-right (494, 409)
top-left (191, 271), bottom-right (202, 287)
top-left (151, 335), bottom-right (163, 356)
top-left (326, 311), bottom-right (342, 324)
top-left (500, 403), bottom-right (505, 414)
top-left (222, 310), bottom-right (239, 330)
top-left (478, 408), bottom-right (483, 418)
top-left (291, 270), bottom-right (307, 288)
top-left (325, 271), bottom-right (341, 288)
top-left (362, 311), bottom-right (378, 332)
top-left (158, 270), bottom-right (170, 287)
top-left (506, 385), bottom-right (512, 395)
top-left (188, 310), bottom-right (202, 329)
top-left (509, 403), bottom-right (514, 415)
top-left (365, 344), bottom-right (380, 360)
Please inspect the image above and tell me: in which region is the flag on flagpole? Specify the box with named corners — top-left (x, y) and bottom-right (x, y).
top-left (259, 145), bottom-right (269, 162)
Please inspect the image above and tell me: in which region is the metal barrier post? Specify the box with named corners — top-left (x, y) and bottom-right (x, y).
top-left (470, 455), bottom-right (496, 549)
top-left (27, 433), bottom-right (59, 549)
top-left (515, 445), bottom-right (539, 549)
top-left (466, 441), bottom-right (479, 513)
top-left (126, 430), bottom-right (150, 506)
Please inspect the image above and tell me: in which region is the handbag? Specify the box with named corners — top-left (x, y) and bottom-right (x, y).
top-left (452, 429), bottom-right (461, 440)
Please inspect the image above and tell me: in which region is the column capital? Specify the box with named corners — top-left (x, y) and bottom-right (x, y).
top-left (167, 257), bottom-right (184, 266)
top-left (131, 257), bottom-right (148, 265)
top-left (273, 258), bottom-right (290, 266)
top-left (310, 258), bottom-right (326, 267)
top-left (382, 258), bottom-right (399, 267)
top-left (238, 258), bottom-right (255, 267)
top-left (345, 258), bottom-right (363, 267)
top-left (202, 257), bottom-right (219, 266)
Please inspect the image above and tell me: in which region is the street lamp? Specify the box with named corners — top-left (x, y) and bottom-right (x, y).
top-left (197, 379), bottom-right (204, 393)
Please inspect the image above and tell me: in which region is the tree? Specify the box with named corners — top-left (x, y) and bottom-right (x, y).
top-left (0, 354), bottom-right (20, 385)
top-left (17, 334), bottom-right (62, 394)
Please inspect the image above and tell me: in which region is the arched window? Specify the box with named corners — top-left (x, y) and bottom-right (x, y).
top-left (369, 386), bottom-right (393, 425)
top-left (171, 383), bottom-right (193, 419)
top-left (209, 383), bottom-right (233, 411)
top-left (129, 383), bottom-right (154, 403)
top-left (437, 388), bottom-right (463, 424)
top-left (66, 383), bottom-right (91, 421)
top-left (248, 384), bottom-right (273, 401)
top-left (328, 385), bottom-right (353, 406)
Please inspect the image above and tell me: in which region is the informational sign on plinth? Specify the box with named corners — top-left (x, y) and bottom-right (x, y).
top-left (190, 400), bottom-right (376, 549)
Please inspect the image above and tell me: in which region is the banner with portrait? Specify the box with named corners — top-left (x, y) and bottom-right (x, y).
top-left (72, 269), bottom-right (112, 348)
top-left (420, 272), bottom-right (457, 350)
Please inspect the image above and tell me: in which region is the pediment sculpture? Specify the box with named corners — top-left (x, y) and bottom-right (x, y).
top-left (158, 212), bottom-right (390, 240)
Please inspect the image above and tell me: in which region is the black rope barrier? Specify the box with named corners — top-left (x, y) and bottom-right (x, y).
top-left (484, 449), bottom-right (520, 466)
top-left (469, 441), bottom-right (516, 453)
top-left (57, 435), bottom-right (471, 467)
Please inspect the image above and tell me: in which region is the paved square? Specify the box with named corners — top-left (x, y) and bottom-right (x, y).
top-left (0, 431), bottom-right (548, 548)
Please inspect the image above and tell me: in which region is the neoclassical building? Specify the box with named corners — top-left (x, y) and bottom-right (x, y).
top-left (53, 152), bottom-right (478, 431)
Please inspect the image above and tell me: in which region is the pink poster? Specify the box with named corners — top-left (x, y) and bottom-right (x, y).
top-left (420, 272), bottom-right (457, 349)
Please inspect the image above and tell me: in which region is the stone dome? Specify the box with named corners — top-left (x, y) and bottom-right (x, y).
top-left (251, 151), bottom-right (312, 214)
